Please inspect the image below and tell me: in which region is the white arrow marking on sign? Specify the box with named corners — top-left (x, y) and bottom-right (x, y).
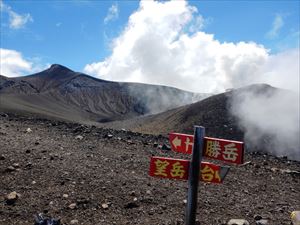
top-left (172, 136), bottom-right (182, 148)
top-left (184, 137), bottom-right (193, 152)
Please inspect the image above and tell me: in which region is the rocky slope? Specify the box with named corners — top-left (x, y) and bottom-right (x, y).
top-left (0, 113), bottom-right (299, 225)
top-left (106, 84), bottom-right (299, 160)
top-left (0, 64), bottom-right (207, 123)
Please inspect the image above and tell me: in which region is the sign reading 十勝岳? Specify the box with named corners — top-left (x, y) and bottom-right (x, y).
top-left (169, 133), bottom-right (244, 164)
top-left (148, 126), bottom-right (244, 225)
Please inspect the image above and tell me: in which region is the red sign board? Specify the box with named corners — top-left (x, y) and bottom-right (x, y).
top-left (169, 133), bottom-right (194, 154)
top-left (204, 136), bottom-right (244, 164)
top-left (169, 133), bottom-right (244, 164)
top-left (149, 156), bottom-right (229, 184)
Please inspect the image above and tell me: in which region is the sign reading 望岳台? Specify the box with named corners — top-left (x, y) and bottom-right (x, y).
top-left (169, 133), bottom-right (244, 164)
top-left (149, 156), bottom-right (229, 184)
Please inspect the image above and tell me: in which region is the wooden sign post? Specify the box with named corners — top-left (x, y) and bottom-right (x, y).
top-left (149, 125), bottom-right (244, 224)
top-left (185, 126), bottom-right (204, 225)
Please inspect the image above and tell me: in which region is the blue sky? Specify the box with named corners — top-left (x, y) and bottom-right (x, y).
top-left (1, 0), bottom-right (138, 71)
top-left (1, 0), bottom-right (299, 92)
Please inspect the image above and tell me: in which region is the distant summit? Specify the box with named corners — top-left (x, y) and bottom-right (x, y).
top-left (0, 64), bottom-right (206, 123)
top-left (47, 64), bottom-right (74, 74)
top-left (26, 64), bottom-right (77, 82)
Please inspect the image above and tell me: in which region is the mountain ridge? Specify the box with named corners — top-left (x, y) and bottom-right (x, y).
top-left (0, 64), bottom-right (208, 123)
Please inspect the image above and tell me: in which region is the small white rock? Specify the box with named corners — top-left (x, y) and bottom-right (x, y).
top-left (70, 219), bottom-right (79, 224)
top-left (62, 194), bottom-right (69, 198)
top-left (227, 219), bottom-right (250, 225)
top-left (75, 135), bottom-right (83, 140)
top-left (12, 163), bottom-right (20, 168)
top-left (68, 203), bottom-right (77, 209)
top-left (26, 128), bottom-right (32, 133)
top-left (101, 203), bottom-right (109, 209)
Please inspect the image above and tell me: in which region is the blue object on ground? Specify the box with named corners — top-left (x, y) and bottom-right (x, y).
top-left (34, 213), bottom-right (60, 225)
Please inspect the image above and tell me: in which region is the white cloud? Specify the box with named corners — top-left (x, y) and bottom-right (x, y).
top-left (8, 11), bottom-right (33, 29)
top-left (104, 3), bottom-right (119, 24)
top-left (0, 48), bottom-right (47, 77)
top-left (0, 0), bottom-right (33, 29)
top-left (258, 48), bottom-right (299, 92)
top-left (266, 14), bottom-right (284, 39)
top-left (84, 0), bottom-right (299, 94)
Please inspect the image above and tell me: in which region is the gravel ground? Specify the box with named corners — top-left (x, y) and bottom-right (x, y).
top-left (0, 114), bottom-right (299, 225)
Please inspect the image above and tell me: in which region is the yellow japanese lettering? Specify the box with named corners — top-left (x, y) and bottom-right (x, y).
top-left (154, 160), bottom-right (169, 177)
top-left (170, 162), bottom-right (185, 178)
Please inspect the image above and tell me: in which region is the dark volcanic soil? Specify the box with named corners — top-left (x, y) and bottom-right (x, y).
top-left (0, 114), bottom-right (299, 225)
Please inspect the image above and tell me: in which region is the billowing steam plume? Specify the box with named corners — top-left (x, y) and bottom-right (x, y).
top-left (230, 84), bottom-right (299, 160)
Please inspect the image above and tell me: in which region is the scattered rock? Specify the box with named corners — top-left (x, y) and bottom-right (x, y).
top-left (70, 219), bottom-right (79, 224)
top-left (75, 135), bottom-right (83, 140)
top-left (101, 203), bottom-right (109, 209)
top-left (62, 194), bottom-right (69, 198)
top-left (254, 164), bottom-right (260, 169)
top-left (280, 169), bottom-right (300, 177)
top-left (256, 219), bottom-right (268, 225)
top-left (153, 142), bottom-right (158, 148)
top-left (127, 140), bottom-right (134, 145)
top-left (76, 198), bottom-right (90, 205)
top-left (25, 162), bottom-right (33, 168)
top-left (1, 113), bottom-right (8, 117)
top-left (107, 134), bottom-right (113, 139)
top-left (161, 143), bottom-right (171, 150)
top-left (12, 163), bottom-right (20, 168)
top-left (73, 126), bottom-right (84, 133)
top-left (5, 191), bottom-right (20, 205)
top-left (254, 215), bottom-right (263, 220)
top-left (5, 166), bottom-right (16, 172)
top-left (240, 161), bottom-right (251, 166)
top-left (68, 203), bottom-right (77, 209)
top-left (26, 128), bottom-right (32, 133)
top-left (129, 191), bottom-right (136, 196)
top-left (124, 202), bottom-right (139, 209)
top-left (227, 219), bottom-right (250, 225)
top-left (0, 154), bottom-right (5, 160)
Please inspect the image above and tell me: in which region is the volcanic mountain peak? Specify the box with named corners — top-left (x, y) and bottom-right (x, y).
top-left (46, 64), bottom-right (75, 75)
top-left (0, 64), bottom-right (208, 123)
top-left (29, 64), bottom-right (77, 80)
